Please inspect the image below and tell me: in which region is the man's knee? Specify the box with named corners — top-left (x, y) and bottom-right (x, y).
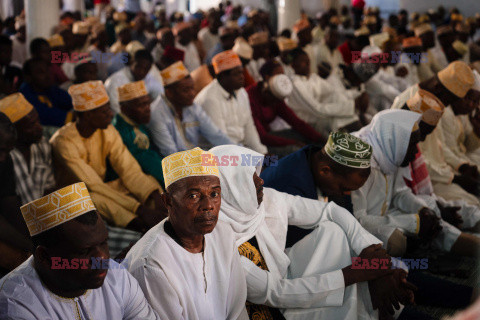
top-left (387, 229), bottom-right (407, 257)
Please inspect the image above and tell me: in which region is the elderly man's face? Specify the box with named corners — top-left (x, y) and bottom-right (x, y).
top-left (166, 76), bottom-right (196, 108)
top-left (166, 176), bottom-right (221, 236)
top-left (122, 95), bottom-right (151, 124)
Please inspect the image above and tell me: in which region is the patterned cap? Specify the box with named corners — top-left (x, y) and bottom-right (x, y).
top-left (402, 36), bottom-right (422, 49)
top-left (292, 19), bottom-right (311, 34)
top-left (118, 80), bottom-right (149, 102)
top-left (47, 34), bottom-right (65, 48)
top-left (414, 23), bottom-right (433, 37)
top-left (68, 80), bottom-right (110, 112)
top-left (233, 37), bottom-right (253, 60)
top-left (0, 93), bottom-right (34, 123)
top-left (72, 21), bottom-right (90, 35)
top-left (212, 50), bottom-right (242, 74)
top-left (20, 182), bottom-right (96, 236)
top-left (162, 147), bottom-right (219, 189)
top-left (324, 132), bottom-right (372, 168)
top-left (248, 31), bottom-right (269, 46)
top-left (438, 61), bottom-right (474, 98)
top-left (406, 89), bottom-right (445, 126)
top-left (161, 61), bottom-right (189, 86)
top-left (277, 37), bottom-right (298, 52)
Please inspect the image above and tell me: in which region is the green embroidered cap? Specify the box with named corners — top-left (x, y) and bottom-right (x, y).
top-left (324, 132), bottom-right (372, 168)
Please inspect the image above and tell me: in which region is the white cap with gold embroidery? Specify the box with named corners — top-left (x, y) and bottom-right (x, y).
top-left (0, 93), bottom-right (34, 123)
top-left (160, 61), bottom-right (190, 86)
top-left (68, 80), bottom-right (110, 112)
top-left (118, 80), bottom-right (149, 103)
top-left (20, 182), bottom-right (96, 236)
top-left (162, 147), bottom-right (219, 189)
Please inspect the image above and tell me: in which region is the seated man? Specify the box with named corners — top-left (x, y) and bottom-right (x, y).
top-left (276, 37), bottom-right (298, 78)
top-left (247, 60), bottom-right (324, 157)
top-left (50, 81), bottom-right (165, 233)
top-left (149, 61), bottom-right (232, 156)
top-left (246, 31), bottom-right (269, 82)
top-left (19, 58), bottom-right (73, 130)
top-left (126, 148), bottom-right (248, 319)
top-left (29, 37), bottom-right (69, 87)
top-left (0, 182), bottom-right (160, 319)
top-left (195, 50), bottom-right (267, 154)
top-left (287, 48), bottom-right (369, 136)
top-left (0, 112), bottom-right (33, 273)
top-left (0, 93), bottom-right (55, 205)
top-left (352, 109), bottom-right (480, 257)
top-left (113, 80), bottom-right (165, 186)
top-left (173, 22), bottom-right (201, 72)
top-left (391, 61), bottom-right (479, 205)
top-left (105, 49), bottom-right (164, 114)
top-left (210, 144), bottom-right (415, 319)
top-left (0, 35), bottom-right (23, 96)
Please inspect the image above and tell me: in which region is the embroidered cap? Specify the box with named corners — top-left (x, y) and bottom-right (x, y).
top-left (324, 132), bottom-right (372, 168)
top-left (0, 93), bottom-right (34, 123)
top-left (20, 182), bottom-right (96, 236)
top-left (118, 80), bottom-right (149, 103)
top-left (406, 89), bottom-right (445, 126)
top-left (68, 80), bottom-right (110, 112)
top-left (162, 147), bottom-right (220, 189)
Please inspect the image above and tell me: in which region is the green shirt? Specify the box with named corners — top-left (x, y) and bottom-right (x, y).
top-left (113, 114), bottom-right (165, 187)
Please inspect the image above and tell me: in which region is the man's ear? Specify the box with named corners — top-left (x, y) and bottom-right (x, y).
top-left (317, 164), bottom-right (333, 176)
top-left (161, 192), bottom-right (172, 216)
top-left (34, 245), bottom-right (52, 269)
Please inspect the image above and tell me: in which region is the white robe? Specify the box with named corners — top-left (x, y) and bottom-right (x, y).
top-left (210, 145), bottom-right (382, 320)
top-left (175, 41), bottom-right (201, 72)
top-left (314, 43), bottom-right (343, 73)
top-left (194, 79), bottom-right (267, 154)
top-left (288, 73), bottom-right (358, 135)
top-left (0, 257), bottom-right (159, 320)
top-left (198, 28), bottom-right (219, 59)
top-left (105, 66), bottom-right (164, 114)
top-left (126, 220), bottom-right (249, 320)
top-left (246, 58), bottom-right (266, 83)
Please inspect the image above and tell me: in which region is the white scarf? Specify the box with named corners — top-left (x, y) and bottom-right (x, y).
top-left (353, 109), bottom-right (421, 175)
top-left (210, 145), bottom-right (290, 277)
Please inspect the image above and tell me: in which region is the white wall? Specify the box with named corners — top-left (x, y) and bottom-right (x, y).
top-left (399, 0), bottom-right (480, 17)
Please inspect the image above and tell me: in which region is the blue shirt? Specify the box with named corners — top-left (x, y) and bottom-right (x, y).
top-left (19, 83), bottom-right (73, 128)
top-left (148, 96), bottom-right (233, 156)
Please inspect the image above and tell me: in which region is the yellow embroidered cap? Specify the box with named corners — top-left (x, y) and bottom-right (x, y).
top-left (161, 61), bottom-right (190, 86)
top-left (276, 37), bottom-right (297, 52)
top-left (248, 31), bottom-right (269, 46)
top-left (437, 61), bottom-right (475, 98)
top-left (292, 19), bottom-right (310, 34)
top-left (414, 23), bottom-right (433, 37)
top-left (68, 80), bottom-right (110, 112)
top-left (47, 34), bottom-right (65, 48)
top-left (20, 182), bottom-right (96, 236)
top-left (212, 50), bottom-right (242, 74)
top-left (406, 89), bottom-right (445, 126)
top-left (118, 80), bottom-right (149, 103)
top-left (162, 147), bottom-right (219, 189)
top-left (0, 93), bottom-right (34, 123)
top-left (72, 21), bottom-right (90, 35)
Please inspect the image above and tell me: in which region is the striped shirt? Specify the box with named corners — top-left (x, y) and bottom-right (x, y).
top-left (10, 137), bottom-right (56, 205)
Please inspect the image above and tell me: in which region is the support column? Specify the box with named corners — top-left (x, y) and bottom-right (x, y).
top-left (25, 0), bottom-right (60, 51)
top-left (277, 0), bottom-right (300, 33)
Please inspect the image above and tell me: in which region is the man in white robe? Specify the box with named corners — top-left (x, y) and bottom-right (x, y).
top-left (352, 110), bottom-right (480, 257)
top-left (174, 22), bottom-right (201, 72)
top-left (390, 61), bottom-right (479, 205)
top-left (198, 10), bottom-right (221, 61)
top-left (105, 50), bottom-right (164, 114)
top-left (195, 50), bottom-right (267, 154)
top-left (0, 183), bottom-right (159, 320)
top-left (126, 147), bottom-right (248, 320)
top-left (246, 32), bottom-right (269, 83)
top-left (210, 144), bottom-right (416, 320)
top-left (288, 48), bottom-right (372, 135)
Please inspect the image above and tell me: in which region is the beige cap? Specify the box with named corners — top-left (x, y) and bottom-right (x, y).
top-left (406, 89), bottom-right (445, 126)
top-left (248, 31), bottom-right (269, 46)
top-left (277, 37), bottom-right (298, 52)
top-left (73, 21), bottom-right (90, 35)
top-left (414, 23), bottom-right (433, 37)
top-left (118, 80), bottom-right (149, 103)
top-left (232, 37), bottom-right (253, 60)
top-left (161, 61), bottom-right (190, 86)
top-left (452, 40), bottom-right (468, 56)
top-left (369, 32), bottom-right (389, 48)
top-left (437, 61), bottom-right (475, 98)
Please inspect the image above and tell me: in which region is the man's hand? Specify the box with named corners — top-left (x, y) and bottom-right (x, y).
top-left (437, 201), bottom-right (463, 228)
top-left (342, 244), bottom-right (393, 285)
top-left (136, 205), bottom-right (165, 229)
top-left (395, 66), bottom-right (408, 78)
top-left (355, 92), bottom-right (369, 114)
top-left (453, 174), bottom-right (480, 195)
top-left (458, 163), bottom-right (479, 179)
top-left (368, 269), bottom-right (417, 316)
top-left (149, 190), bottom-right (168, 219)
top-left (360, 244), bottom-right (391, 264)
top-left (418, 208), bottom-right (442, 242)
